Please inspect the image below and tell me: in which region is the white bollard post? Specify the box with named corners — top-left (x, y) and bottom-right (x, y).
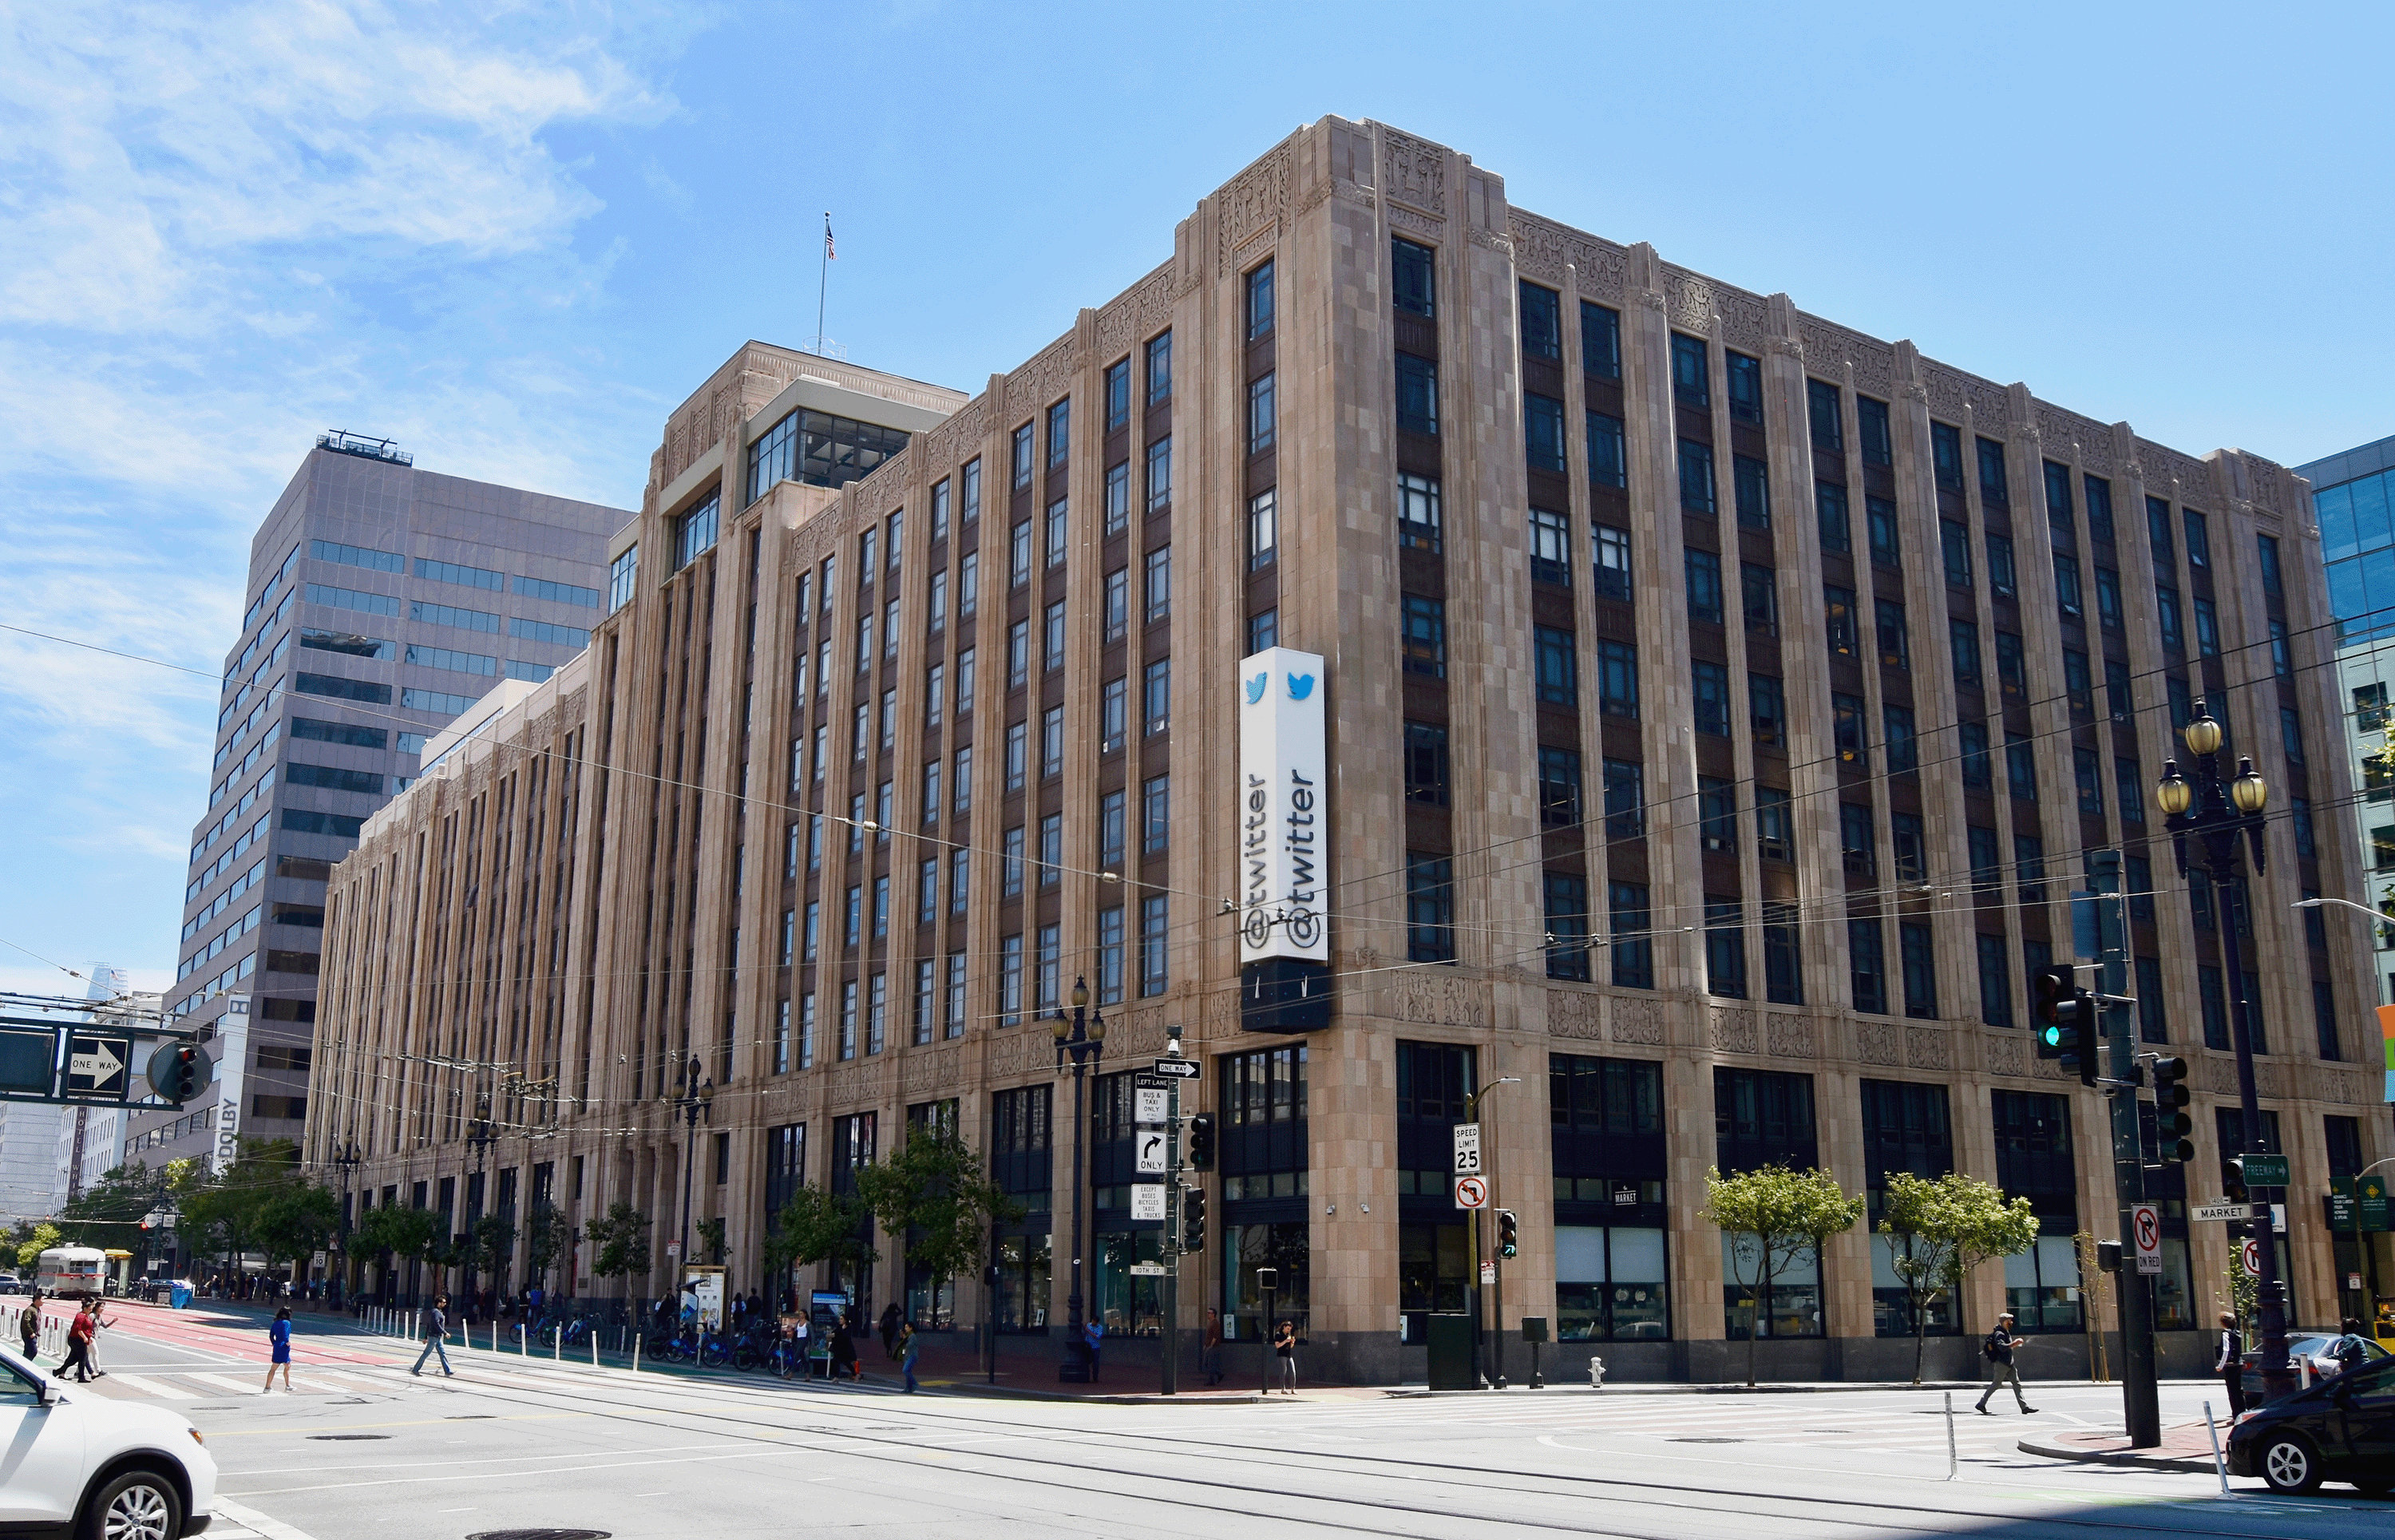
top-left (1944, 1392), bottom-right (1958, 1481)
top-left (553, 1326), bottom-right (560, 1362)
top-left (2204, 1401), bottom-right (2234, 1498)
top-left (633, 1332), bottom-right (641, 1373)
top-left (592, 1332), bottom-right (600, 1368)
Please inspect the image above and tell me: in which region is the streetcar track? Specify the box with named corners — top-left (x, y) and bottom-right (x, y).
top-left (196, 1337), bottom-right (2302, 1540)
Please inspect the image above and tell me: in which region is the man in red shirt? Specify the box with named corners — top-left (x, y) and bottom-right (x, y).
top-left (59, 1303), bottom-right (98, 1383)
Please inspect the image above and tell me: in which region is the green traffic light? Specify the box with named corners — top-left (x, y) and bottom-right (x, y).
top-left (2040, 1025), bottom-right (2063, 1048)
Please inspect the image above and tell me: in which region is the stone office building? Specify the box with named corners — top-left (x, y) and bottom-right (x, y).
top-left (309, 117), bottom-right (2385, 1383)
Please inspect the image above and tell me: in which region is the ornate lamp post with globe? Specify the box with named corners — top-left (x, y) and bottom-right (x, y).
top-left (2154, 701), bottom-right (2294, 1402)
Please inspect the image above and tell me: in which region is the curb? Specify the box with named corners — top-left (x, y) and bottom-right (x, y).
top-left (2017, 1434), bottom-right (2219, 1475)
top-left (1389, 1380), bottom-right (2007, 1397)
top-left (927, 1380), bottom-right (1265, 1406)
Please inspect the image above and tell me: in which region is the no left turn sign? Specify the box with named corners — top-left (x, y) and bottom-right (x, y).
top-left (1453, 1175), bottom-right (1488, 1209)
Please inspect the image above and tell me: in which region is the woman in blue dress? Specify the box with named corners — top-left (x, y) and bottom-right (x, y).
top-left (262, 1306), bottom-right (293, 1392)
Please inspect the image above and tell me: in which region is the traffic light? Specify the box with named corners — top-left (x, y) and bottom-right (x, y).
top-left (2148, 1056), bottom-right (2194, 1162)
top-left (2032, 966), bottom-right (2097, 1087)
top-left (2222, 1155), bottom-right (2249, 1205)
top-left (146, 1041), bottom-right (214, 1103)
top-left (1185, 1114), bottom-right (1215, 1172)
top-left (1496, 1209), bottom-right (1518, 1260)
top-left (2096, 1239), bottom-right (2123, 1273)
top-left (1180, 1185), bottom-right (1206, 1253)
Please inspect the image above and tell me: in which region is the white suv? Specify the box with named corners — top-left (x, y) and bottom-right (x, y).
top-left (0, 1342), bottom-right (216, 1538)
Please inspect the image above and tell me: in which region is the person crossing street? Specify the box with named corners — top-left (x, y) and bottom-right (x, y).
top-left (412, 1295), bottom-right (455, 1377)
top-left (1974, 1312), bottom-right (2035, 1415)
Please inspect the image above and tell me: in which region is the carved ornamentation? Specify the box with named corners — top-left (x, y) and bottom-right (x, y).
top-left (984, 1031), bottom-right (1027, 1083)
top-left (1905, 1027), bottom-right (1951, 1071)
top-left (1848, 341), bottom-right (1892, 395)
top-left (1201, 990), bottom-right (1241, 1040)
top-left (1922, 366), bottom-right (1968, 418)
top-left (1669, 274), bottom-right (1715, 332)
top-left (1095, 268), bottom-right (1175, 358)
top-left (1549, 990), bottom-right (1602, 1040)
top-left (1711, 1008), bottom-right (1759, 1055)
top-left (1765, 335), bottom-right (1804, 360)
top-left (1380, 129), bottom-right (1446, 215)
top-left (1332, 177), bottom-right (1376, 210)
top-left (2203, 1055), bottom-right (2238, 1095)
top-left (1610, 997), bottom-right (1665, 1046)
top-left (1296, 173), bottom-right (1332, 217)
top-left (2029, 1053), bottom-right (2063, 1081)
top-left (1388, 204), bottom-right (1443, 239)
top-left (1857, 1022), bottom-right (1900, 1067)
top-left (1466, 225), bottom-right (1512, 255)
top-left (1767, 1016), bottom-right (1815, 1059)
top-left (1636, 288), bottom-right (1668, 315)
top-left (1216, 145), bottom-right (1290, 276)
top-left (1009, 338), bottom-right (1079, 417)
top-left (1716, 289), bottom-right (1768, 351)
top-left (1986, 1033), bottom-right (2027, 1079)
top-left (1510, 215), bottom-right (1573, 285)
top-left (1795, 320), bottom-right (1846, 374)
top-left (1965, 382), bottom-right (2011, 430)
top-left (1390, 973), bottom-right (1486, 1028)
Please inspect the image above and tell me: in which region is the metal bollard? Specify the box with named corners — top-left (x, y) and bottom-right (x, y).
top-left (1944, 1392), bottom-right (1958, 1480)
top-left (553, 1326), bottom-right (560, 1362)
top-left (1589, 1355), bottom-right (1606, 1388)
top-left (2204, 1401), bottom-right (2234, 1498)
top-left (592, 1332), bottom-right (600, 1368)
top-left (633, 1332), bottom-right (641, 1373)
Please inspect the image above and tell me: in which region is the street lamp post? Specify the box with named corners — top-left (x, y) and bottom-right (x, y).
top-left (2155, 701), bottom-right (2295, 1401)
top-left (1052, 976), bottom-right (1105, 1383)
top-left (465, 1100), bottom-right (497, 1317)
top-left (675, 1059), bottom-right (715, 1307)
top-left (333, 1134), bottom-right (362, 1309)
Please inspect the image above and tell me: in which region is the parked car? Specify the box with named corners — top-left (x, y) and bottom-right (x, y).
top-left (2227, 1352), bottom-right (2395, 1496)
top-left (2241, 1332), bottom-right (2391, 1403)
top-left (0, 1339), bottom-right (216, 1537)
top-left (0, 1274), bottom-right (23, 1296)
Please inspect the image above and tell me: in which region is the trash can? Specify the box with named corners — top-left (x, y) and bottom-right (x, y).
top-left (170, 1281), bottom-right (192, 1310)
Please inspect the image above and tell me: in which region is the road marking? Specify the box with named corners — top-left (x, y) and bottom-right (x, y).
top-left (107, 1374), bottom-right (196, 1399)
top-left (212, 1496), bottom-right (323, 1540)
top-left (184, 1372), bottom-right (270, 1396)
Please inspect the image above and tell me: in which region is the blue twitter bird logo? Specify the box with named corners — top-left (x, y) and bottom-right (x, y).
top-left (1245, 673), bottom-right (1268, 703)
top-left (1287, 675), bottom-right (1315, 701)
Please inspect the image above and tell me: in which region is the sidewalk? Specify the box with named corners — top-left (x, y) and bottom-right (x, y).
top-left (2018, 1420), bottom-right (2229, 1474)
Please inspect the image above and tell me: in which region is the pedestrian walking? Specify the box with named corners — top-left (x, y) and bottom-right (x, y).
top-left (412, 1295), bottom-right (455, 1377)
top-left (899, 1321), bottom-right (920, 1394)
top-left (83, 1300), bottom-right (109, 1377)
top-left (2215, 1311), bottom-right (2245, 1417)
top-left (880, 1301), bottom-right (903, 1360)
top-left (1974, 1312), bottom-right (2035, 1415)
top-left (1202, 1308), bottom-right (1224, 1387)
top-left (59, 1303), bottom-right (98, 1384)
top-left (17, 1288), bottom-right (42, 1362)
top-left (830, 1316), bottom-right (860, 1382)
top-left (262, 1307), bottom-right (294, 1392)
top-left (1083, 1317), bottom-right (1104, 1383)
top-left (1273, 1319), bottom-right (1298, 1394)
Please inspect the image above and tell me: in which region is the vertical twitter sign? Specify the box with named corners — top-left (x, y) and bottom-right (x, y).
top-left (1237, 647), bottom-right (1328, 966)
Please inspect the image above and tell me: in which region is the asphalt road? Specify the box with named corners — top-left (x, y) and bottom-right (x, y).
top-left (49, 1303), bottom-right (2395, 1539)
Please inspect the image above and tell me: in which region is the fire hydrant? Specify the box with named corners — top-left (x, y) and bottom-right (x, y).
top-left (1589, 1355), bottom-right (1607, 1389)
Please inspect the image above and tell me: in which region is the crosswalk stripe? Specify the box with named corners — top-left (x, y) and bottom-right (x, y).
top-left (105, 1375), bottom-right (194, 1399)
top-left (183, 1372), bottom-right (266, 1395)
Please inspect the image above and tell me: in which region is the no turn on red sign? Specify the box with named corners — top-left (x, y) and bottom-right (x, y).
top-left (2131, 1203), bottom-right (2163, 1276)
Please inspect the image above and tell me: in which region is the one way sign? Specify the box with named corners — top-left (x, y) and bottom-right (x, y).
top-left (65, 1033), bottom-right (132, 1100)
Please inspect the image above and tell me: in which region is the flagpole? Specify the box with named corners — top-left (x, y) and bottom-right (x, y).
top-left (815, 211), bottom-right (831, 354)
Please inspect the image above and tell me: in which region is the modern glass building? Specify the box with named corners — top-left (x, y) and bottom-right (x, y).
top-left (2295, 433), bottom-right (2395, 1003)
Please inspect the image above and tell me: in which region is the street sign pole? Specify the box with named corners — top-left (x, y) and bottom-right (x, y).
top-left (1162, 1064), bottom-right (1181, 1398)
top-left (2091, 851), bottom-right (2160, 1448)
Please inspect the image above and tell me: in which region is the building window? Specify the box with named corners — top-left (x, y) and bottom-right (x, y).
top-left (1875, 600), bottom-right (1908, 668)
top-left (1748, 674), bottom-right (1784, 748)
top-left (1601, 758), bottom-right (1643, 840)
top-left (1978, 934), bottom-right (2012, 1027)
top-left (1901, 923), bottom-right (1937, 1019)
top-left (1705, 896), bottom-right (1746, 1000)
top-left (1932, 422), bottom-right (1965, 491)
top-left (1530, 506), bottom-right (1570, 586)
top-left (1140, 896), bottom-right (1168, 996)
top-left (1859, 396), bottom-right (1891, 467)
top-left (2281, 706), bottom-right (2306, 764)
top-left (1693, 662), bottom-right (1732, 737)
top-left (1248, 489), bottom-right (1277, 570)
top-left (1833, 694), bottom-right (1868, 767)
top-left (1671, 334), bottom-right (1708, 406)
top-left (1884, 706), bottom-right (1917, 774)
top-left (1610, 883), bottom-right (1653, 989)
top-left (1678, 440), bottom-right (1716, 514)
top-left (1891, 810), bottom-right (1925, 881)
top-left (1041, 707), bottom-right (1065, 780)
top-left (1246, 258), bottom-right (1274, 338)
top-left (1534, 627), bottom-right (1578, 707)
top-left (999, 935), bottom-right (1023, 1027)
top-left (1840, 802), bottom-right (1875, 881)
top-left (1406, 854), bottom-right (1455, 963)
top-left (1685, 548), bottom-right (1724, 624)
top-left (1986, 532), bottom-right (2016, 596)
top-left (1146, 331), bottom-right (1171, 403)
top-left (1763, 904), bottom-right (1802, 1004)
top-left (1142, 774), bottom-right (1170, 854)
top-left (1103, 568), bottom-right (1128, 643)
top-left (1756, 786), bottom-right (1792, 861)
top-left (1940, 521), bottom-right (1972, 589)
top-left (1588, 411), bottom-right (1627, 491)
top-left (1725, 351), bottom-right (1764, 424)
top-left (1392, 237), bottom-right (1435, 317)
top-left (1398, 472), bottom-right (1442, 552)
top-left (1733, 454), bottom-right (1769, 529)
top-left (1395, 353), bottom-right (1439, 435)
top-left (1143, 659), bottom-right (1171, 735)
top-left (1103, 360), bottom-right (1130, 433)
top-left (1518, 280), bottom-right (1563, 358)
top-left (608, 544), bottom-right (639, 612)
top-left (674, 493), bottom-right (720, 569)
top-left (1976, 437), bottom-right (2009, 505)
top-left (1248, 372), bottom-right (1277, 455)
top-left (1815, 482), bottom-right (1850, 553)
top-left (1592, 523), bottom-right (1631, 600)
top-left (1807, 380), bottom-right (1843, 453)
top-left (1047, 397), bottom-right (1070, 467)
top-left (1146, 434), bottom-right (1171, 513)
top-left (1741, 562), bottom-right (1777, 635)
top-left (1404, 722), bottom-right (1450, 806)
top-left (1581, 301), bottom-right (1621, 378)
top-left (1850, 919), bottom-right (1887, 1015)
top-left (1526, 393), bottom-right (1566, 472)
top-left (1867, 497), bottom-right (1899, 568)
top-left (1538, 746), bottom-right (1581, 828)
top-left (2006, 733), bottom-right (2037, 800)
top-left (1598, 640), bottom-right (1638, 719)
top-left (1545, 873), bottom-right (1589, 981)
top-left (1012, 423), bottom-right (1035, 489)
top-left (1699, 777), bottom-right (1736, 852)
top-left (1400, 595), bottom-right (1446, 679)
top-left (1145, 545), bottom-right (1171, 623)
top-left (2193, 595), bottom-right (2219, 656)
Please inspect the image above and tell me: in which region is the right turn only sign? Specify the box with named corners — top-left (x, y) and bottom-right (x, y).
top-left (2130, 1202), bottom-right (2163, 1275)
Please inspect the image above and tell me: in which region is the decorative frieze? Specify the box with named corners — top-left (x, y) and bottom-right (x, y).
top-left (1216, 144), bottom-right (1290, 276)
top-left (1711, 1006), bottom-right (1759, 1055)
top-left (1380, 129), bottom-right (1446, 216)
top-left (1905, 1027), bottom-right (1951, 1071)
top-left (1767, 1016), bottom-right (1815, 1059)
top-left (1610, 996), bottom-right (1665, 1046)
top-left (1858, 1021), bottom-right (1900, 1067)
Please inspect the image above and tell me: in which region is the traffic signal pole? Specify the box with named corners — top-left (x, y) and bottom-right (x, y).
top-left (2092, 851), bottom-right (2161, 1448)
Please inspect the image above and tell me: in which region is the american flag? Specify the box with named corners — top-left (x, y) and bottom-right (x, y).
top-left (824, 214), bottom-right (836, 261)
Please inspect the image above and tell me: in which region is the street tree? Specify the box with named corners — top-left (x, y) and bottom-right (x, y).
top-left (1704, 1163), bottom-right (1868, 1388)
top-left (524, 1199), bottom-right (574, 1293)
top-left (14, 1222), bottom-right (63, 1273)
top-left (254, 1183), bottom-right (341, 1280)
top-left (472, 1211), bottom-right (519, 1295)
top-left (762, 1185), bottom-right (874, 1295)
top-left (695, 1216), bottom-right (727, 1268)
top-left (354, 1204), bottom-right (442, 1297)
top-left (854, 1127), bottom-right (1022, 1320)
top-left (1876, 1171), bottom-right (2040, 1383)
top-left (583, 1202), bottom-right (652, 1303)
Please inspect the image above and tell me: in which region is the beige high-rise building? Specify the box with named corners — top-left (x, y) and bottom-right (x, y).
top-left (309, 117), bottom-right (2386, 1384)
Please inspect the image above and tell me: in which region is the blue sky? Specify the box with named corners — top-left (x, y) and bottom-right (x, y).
top-left (2, 0), bottom-right (2389, 996)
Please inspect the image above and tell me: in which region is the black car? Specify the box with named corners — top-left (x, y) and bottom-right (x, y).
top-left (2226, 1352), bottom-right (2395, 1495)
